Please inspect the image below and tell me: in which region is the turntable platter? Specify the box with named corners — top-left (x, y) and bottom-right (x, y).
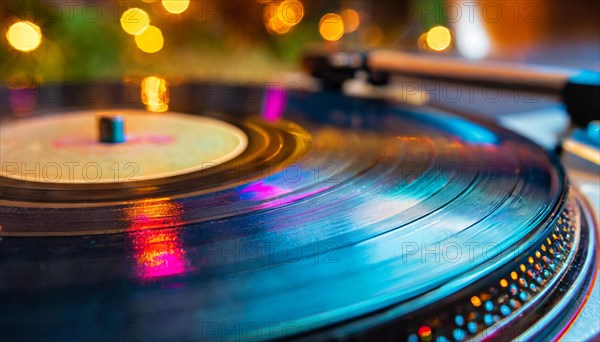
top-left (0, 88), bottom-right (596, 341)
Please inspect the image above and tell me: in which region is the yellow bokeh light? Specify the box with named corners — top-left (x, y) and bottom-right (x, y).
top-left (6, 21), bottom-right (42, 52)
top-left (426, 25), bottom-right (452, 52)
top-left (135, 25), bottom-right (164, 53)
top-left (162, 0), bottom-right (190, 14)
top-left (263, 4), bottom-right (287, 35)
top-left (120, 8), bottom-right (150, 35)
top-left (341, 9), bottom-right (360, 33)
top-left (142, 76), bottom-right (169, 113)
top-left (277, 0), bottom-right (304, 26)
top-left (319, 13), bottom-right (344, 42)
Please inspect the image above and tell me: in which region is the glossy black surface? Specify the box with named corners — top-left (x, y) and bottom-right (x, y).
top-left (0, 84), bottom-right (575, 341)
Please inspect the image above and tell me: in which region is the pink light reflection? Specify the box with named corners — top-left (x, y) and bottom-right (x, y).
top-left (257, 187), bottom-right (332, 210)
top-left (239, 180), bottom-right (290, 200)
top-left (8, 88), bottom-right (37, 115)
top-left (262, 87), bottom-right (286, 122)
top-left (240, 180), bottom-right (333, 210)
top-left (126, 200), bottom-right (189, 281)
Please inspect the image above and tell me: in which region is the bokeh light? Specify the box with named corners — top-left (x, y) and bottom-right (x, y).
top-left (426, 25), bottom-right (452, 51)
top-left (120, 8), bottom-right (150, 35)
top-left (471, 295), bottom-right (482, 307)
top-left (417, 32), bottom-right (429, 51)
top-left (6, 21), bottom-right (42, 52)
top-left (319, 13), bottom-right (344, 42)
top-left (341, 9), bottom-right (360, 33)
top-left (264, 1), bottom-right (303, 35)
top-left (142, 76), bottom-right (169, 112)
top-left (161, 0), bottom-right (190, 14)
top-left (277, 0), bottom-right (304, 25)
top-left (135, 25), bottom-right (164, 53)
top-left (418, 326), bottom-right (432, 340)
top-left (454, 12), bottom-right (490, 59)
top-left (264, 5), bottom-right (291, 35)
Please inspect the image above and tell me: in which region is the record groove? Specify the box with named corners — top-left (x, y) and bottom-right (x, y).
top-left (0, 94), bottom-right (595, 341)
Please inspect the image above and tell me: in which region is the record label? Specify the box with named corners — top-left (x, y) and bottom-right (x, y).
top-left (0, 109), bottom-right (248, 183)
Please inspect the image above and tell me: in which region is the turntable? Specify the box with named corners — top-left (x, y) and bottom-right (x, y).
top-left (0, 73), bottom-right (598, 341)
top-left (1, 1), bottom-right (599, 341)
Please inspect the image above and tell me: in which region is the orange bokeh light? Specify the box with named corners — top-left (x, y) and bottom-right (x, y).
top-left (341, 9), bottom-right (360, 33)
top-left (319, 13), bottom-right (344, 41)
top-left (264, 0), bottom-right (304, 35)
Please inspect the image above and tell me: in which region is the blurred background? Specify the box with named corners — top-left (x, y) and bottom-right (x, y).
top-left (1, 0), bottom-right (599, 85)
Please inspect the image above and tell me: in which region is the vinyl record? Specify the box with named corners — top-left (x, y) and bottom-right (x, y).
top-left (0, 84), bottom-right (596, 341)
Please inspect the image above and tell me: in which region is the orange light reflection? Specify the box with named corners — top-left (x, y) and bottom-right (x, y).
top-left (142, 76), bottom-right (169, 112)
top-left (126, 200), bottom-right (188, 280)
